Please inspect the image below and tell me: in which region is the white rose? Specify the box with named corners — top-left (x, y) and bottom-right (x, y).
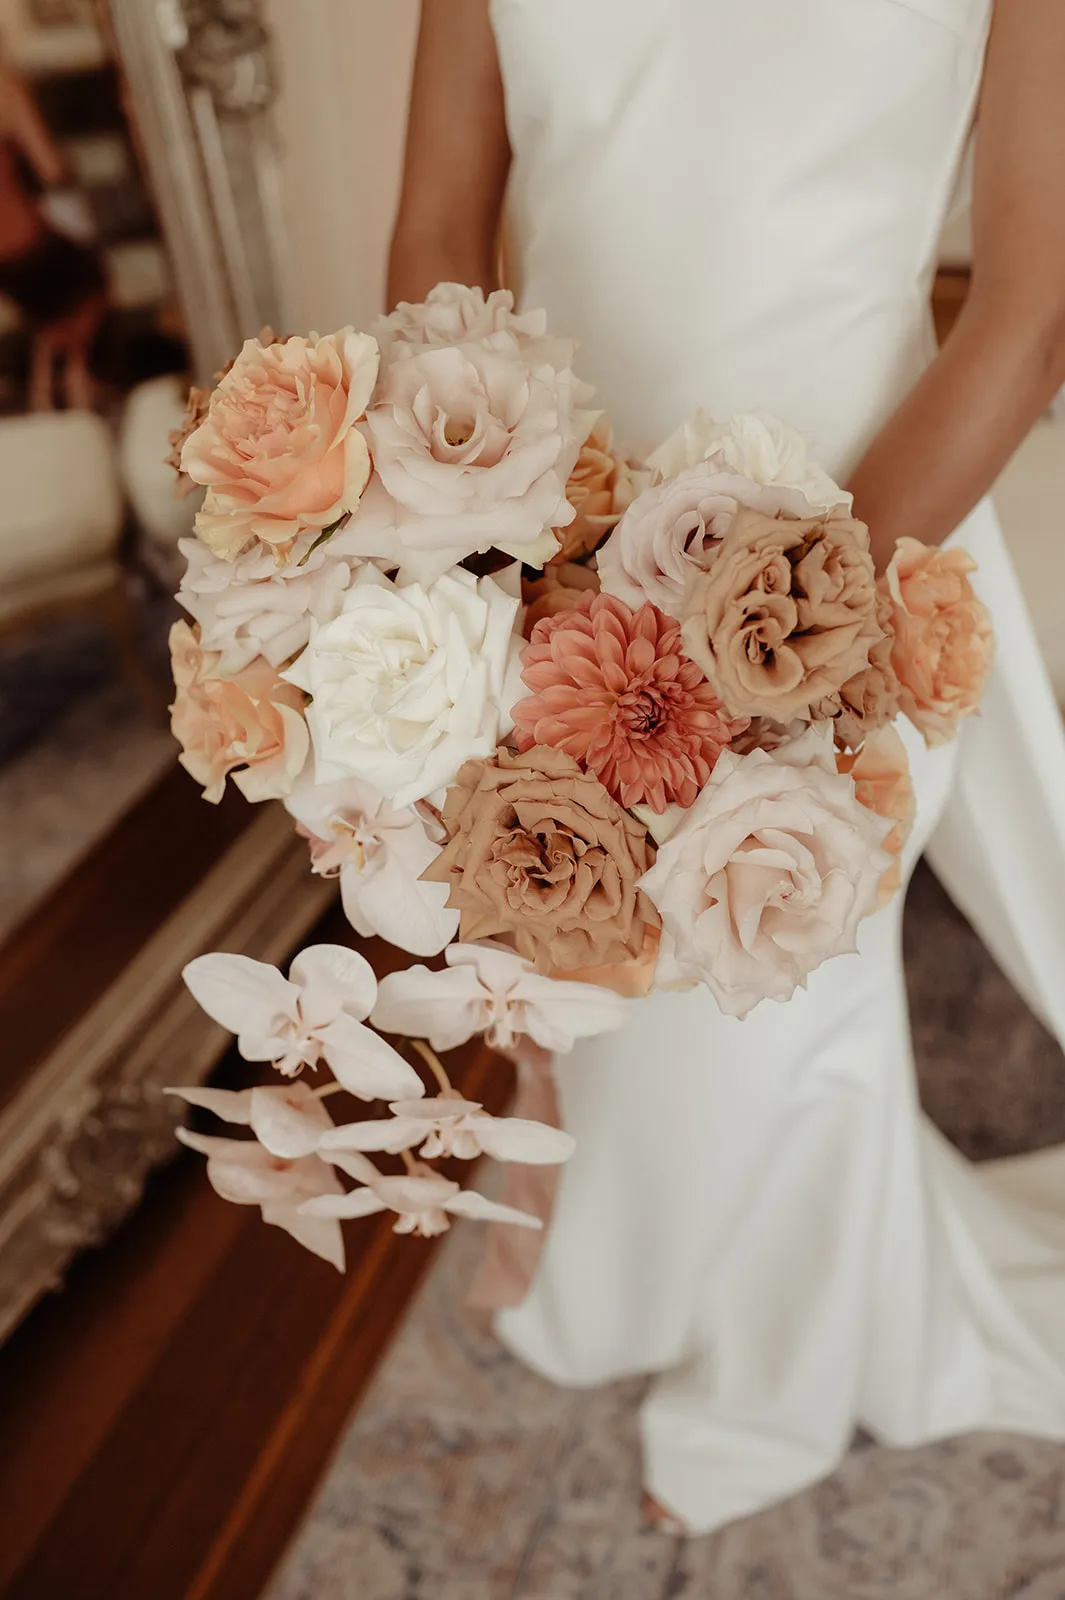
top-left (284, 566), bottom-right (521, 808)
top-left (647, 411), bottom-right (851, 516)
top-left (176, 528), bottom-right (358, 674)
top-left (639, 725), bottom-right (891, 1019)
top-left (361, 334), bottom-right (592, 571)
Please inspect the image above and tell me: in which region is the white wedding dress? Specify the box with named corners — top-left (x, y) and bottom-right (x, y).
top-left (489, 0), bottom-right (1065, 1534)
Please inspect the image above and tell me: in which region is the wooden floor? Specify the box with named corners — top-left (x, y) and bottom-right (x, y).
top-left (0, 816), bottom-right (511, 1600)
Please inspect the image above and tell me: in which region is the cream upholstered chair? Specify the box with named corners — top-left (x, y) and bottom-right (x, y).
top-left (0, 409), bottom-right (160, 712)
top-left (118, 374), bottom-right (199, 588)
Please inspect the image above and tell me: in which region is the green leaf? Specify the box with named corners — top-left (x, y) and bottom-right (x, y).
top-left (296, 513), bottom-right (350, 567)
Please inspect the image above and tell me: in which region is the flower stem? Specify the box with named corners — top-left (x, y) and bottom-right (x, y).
top-left (406, 1038), bottom-right (453, 1095)
top-left (400, 1149), bottom-right (418, 1174)
top-left (312, 1081), bottom-right (346, 1100)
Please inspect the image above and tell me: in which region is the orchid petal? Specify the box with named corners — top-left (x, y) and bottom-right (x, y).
top-left (298, 1188), bottom-right (390, 1220)
top-left (183, 952), bottom-right (298, 1039)
top-left (325, 1149), bottom-right (382, 1185)
top-left (261, 1201), bottom-right (345, 1270)
top-left (319, 1116), bottom-right (432, 1155)
top-left (319, 1013), bottom-right (425, 1101)
top-left (289, 943), bottom-right (378, 1027)
top-left (165, 1085), bottom-right (254, 1125)
top-left (465, 1115), bottom-right (576, 1165)
top-left (353, 843), bottom-right (459, 957)
top-left (249, 1083), bottom-right (335, 1159)
top-left (176, 1127), bottom-right (254, 1162)
top-left (371, 1172), bottom-right (460, 1211)
top-left (443, 1189), bottom-right (543, 1228)
top-left (371, 965), bottom-right (486, 1051)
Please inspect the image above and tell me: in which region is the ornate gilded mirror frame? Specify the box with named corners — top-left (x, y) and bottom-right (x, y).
top-left (107, 0), bottom-right (292, 380)
top-left (0, 0), bottom-right (330, 1346)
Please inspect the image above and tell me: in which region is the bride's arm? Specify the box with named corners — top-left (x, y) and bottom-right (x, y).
top-left (848, 0), bottom-right (1065, 572)
top-left (388, 0), bottom-right (511, 307)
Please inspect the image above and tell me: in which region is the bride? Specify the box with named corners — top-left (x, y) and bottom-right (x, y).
top-left (387, 0), bottom-right (1065, 1534)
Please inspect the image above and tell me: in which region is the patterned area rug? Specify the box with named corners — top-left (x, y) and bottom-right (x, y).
top-left (265, 866), bottom-right (1065, 1600)
top-left (0, 609), bottom-right (175, 941)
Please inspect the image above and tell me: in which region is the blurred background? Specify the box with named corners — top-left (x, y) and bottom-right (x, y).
top-left (0, 5), bottom-right (1062, 1598)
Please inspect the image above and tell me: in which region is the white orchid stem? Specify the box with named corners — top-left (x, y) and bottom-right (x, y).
top-left (400, 1149), bottom-right (419, 1175)
top-left (406, 1038), bottom-right (454, 1096)
top-left (311, 1081), bottom-right (346, 1100)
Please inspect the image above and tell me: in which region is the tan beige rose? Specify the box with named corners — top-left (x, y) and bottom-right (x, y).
top-left (182, 328), bottom-right (379, 560)
top-left (815, 590), bottom-right (902, 751)
top-left (837, 723), bottom-right (915, 908)
top-left (551, 419), bottom-right (646, 563)
top-left (884, 538), bottom-right (994, 747)
top-left (421, 745), bottom-right (659, 974)
top-left (521, 561), bottom-right (600, 635)
top-left (552, 923), bottom-right (662, 997)
top-left (169, 620), bottom-right (309, 803)
top-left (681, 506), bottom-right (881, 721)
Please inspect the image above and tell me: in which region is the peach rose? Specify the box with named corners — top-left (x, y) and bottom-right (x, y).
top-left (837, 724), bottom-right (915, 908)
top-left (551, 419), bottom-right (648, 563)
top-left (421, 745), bottom-right (659, 974)
top-left (169, 620), bottom-right (309, 803)
top-left (639, 725), bottom-right (892, 1018)
top-left (182, 328), bottom-right (380, 560)
top-left (814, 591), bottom-right (902, 751)
top-left (521, 561), bottom-right (600, 634)
top-left (681, 506), bottom-right (881, 721)
top-left (884, 538), bottom-right (994, 747)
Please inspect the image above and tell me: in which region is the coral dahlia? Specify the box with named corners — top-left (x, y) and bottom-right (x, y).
top-left (512, 593), bottom-right (748, 813)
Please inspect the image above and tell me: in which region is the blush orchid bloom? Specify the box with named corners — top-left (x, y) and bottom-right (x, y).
top-left (182, 943), bottom-right (423, 1101)
top-left (319, 1094), bottom-right (576, 1164)
top-left (369, 940), bottom-right (631, 1054)
top-left (283, 774), bottom-right (459, 956)
top-left (300, 1154), bottom-right (542, 1239)
top-left (175, 1124), bottom-right (347, 1270)
top-left (167, 1078), bottom-right (336, 1159)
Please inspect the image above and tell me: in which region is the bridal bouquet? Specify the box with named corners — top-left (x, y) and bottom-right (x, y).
top-left (167, 284), bottom-right (994, 1271)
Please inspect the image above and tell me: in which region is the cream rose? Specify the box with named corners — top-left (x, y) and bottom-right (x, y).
top-left (639, 725), bottom-right (892, 1018)
top-left (362, 335), bottom-right (590, 569)
top-left (182, 328), bottom-right (379, 560)
top-left (884, 538), bottom-right (994, 747)
top-left (648, 410), bottom-right (851, 515)
top-left (373, 283), bottom-right (570, 369)
top-left (284, 566), bottom-right (521, 808)
top-left (598, 464), bottom-right (814, 616)
top-left (176, 527), bottom-right (359, 675)
top-left (169, 620), bottom-right (309, 803)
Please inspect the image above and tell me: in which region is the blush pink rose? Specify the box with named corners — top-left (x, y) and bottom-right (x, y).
top-left (837, 724), bottom-right (915, 909)
top-left (362, 335), bottom-right (589, 569)
top-left (598, 464), bottom-right (813, 617)
top-left (373, 282), bottom-right (561, 362)
top-left (884, 538), bottom-right (994, 747)
top-left (170, 620), bottom-right (309, 803)
top-left (182, 328), bottom-right (380, 560)
top-left (638, 725), bottom-right (892, 1018)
